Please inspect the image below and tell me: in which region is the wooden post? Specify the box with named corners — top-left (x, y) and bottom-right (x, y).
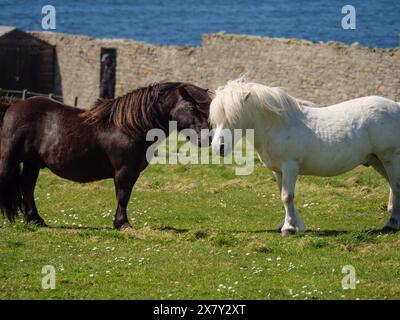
top-left (22, 89), bottom-right (27, 100)
top-left (74, 96), bottom-right (78, 107)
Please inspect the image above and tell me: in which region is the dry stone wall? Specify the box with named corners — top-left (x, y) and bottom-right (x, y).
top-left (31, 31), bottom-right (400, 108)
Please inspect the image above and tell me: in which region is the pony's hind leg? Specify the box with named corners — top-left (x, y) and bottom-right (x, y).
top-left (0, 141), bottom-right (23, 222)
top-left (20, 162), bottom-right (46, 226)
top-left (380, 155), bottom-right (400, 232)
top-left (369, 156), bottom-right (393, 212)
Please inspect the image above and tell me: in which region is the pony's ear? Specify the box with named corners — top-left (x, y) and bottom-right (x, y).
top-left (179, 85), bottom-right (211, 108)
top-left (243, 91), bottom-right (251, 102)
top-left (178, 86), bottom-right (195, 103)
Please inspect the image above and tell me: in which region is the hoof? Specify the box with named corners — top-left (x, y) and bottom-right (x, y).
top-left (115, 222), bottom-right (132, 230)
top-left (381, 226), bottom-right (398, 234)
top-left (277, 221), bottom-right (284, 233)
top-left (26, 218), bottom-right (47, 227)
top-left (36, 221), bottom-right (48, 227)
top-left (281, 229), bottom-right (296, 237)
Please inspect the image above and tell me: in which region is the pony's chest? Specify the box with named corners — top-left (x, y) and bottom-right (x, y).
top-left (254, 128), bottom-right (303, 172)
top-left (256, 146), bottom-right (282, 172)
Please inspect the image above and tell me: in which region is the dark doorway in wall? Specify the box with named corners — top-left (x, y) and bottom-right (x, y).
top-left (0, 26), bottom-right (55, 94)
top-left (99, 48), bottom-right (117, 99)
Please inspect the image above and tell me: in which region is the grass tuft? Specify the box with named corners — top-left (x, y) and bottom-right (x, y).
top-left (214, 232), bottom-right (237, 246)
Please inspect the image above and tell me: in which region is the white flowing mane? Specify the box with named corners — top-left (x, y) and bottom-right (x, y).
top-left (210, 78), bottom-right (303, 126)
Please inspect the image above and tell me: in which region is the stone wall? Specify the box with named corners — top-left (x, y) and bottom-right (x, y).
top-left (31, 31), bottom-right (400, 108)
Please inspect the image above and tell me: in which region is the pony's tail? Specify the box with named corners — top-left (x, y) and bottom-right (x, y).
top-left (0, 104), bottom-right (10, 126)
top-left (0, 96), bottom-right (18, 124)
top-left (0, 164), bottom-right (23, 222)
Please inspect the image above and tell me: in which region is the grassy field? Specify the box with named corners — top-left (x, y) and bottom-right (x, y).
top-left (1, 158), bottom-right (400, 300)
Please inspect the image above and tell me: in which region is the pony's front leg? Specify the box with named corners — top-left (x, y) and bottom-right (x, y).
top-left (113, 168), bottom-right (139, 230)
top-left (273, 171), bottom-right (285, 232)
top-left (280, 161), bottom-right (305, 236)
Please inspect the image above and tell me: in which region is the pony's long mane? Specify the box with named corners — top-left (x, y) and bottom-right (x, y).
top-left (210, 78), bottom-right (303, 126)
top-left (82, 82), bottom-right (209, 135)
top-left (0, 96), bottom-right (20, 108)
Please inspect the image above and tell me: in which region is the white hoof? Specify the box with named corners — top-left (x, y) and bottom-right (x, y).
top-left (277, 220), bottom-right (284, 232)
top-left (281, 221), bottom-right (306, 236)
top-left (278, 210), bottom-right (306, 235)
top-left (281, 228), bottom-right (296, 237)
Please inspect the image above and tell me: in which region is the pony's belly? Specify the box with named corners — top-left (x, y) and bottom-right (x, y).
top-left (41, 148), bottom-right (113, 182)
top-left (300, 164), bottom-right (358, 176)
top-left (46, 162), bottom-right (113, 183)
top-left (299, 156), bottom-right (367, 176)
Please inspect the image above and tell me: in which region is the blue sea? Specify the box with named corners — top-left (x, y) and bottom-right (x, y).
top-left (0, 0), bottom-right (399, 47)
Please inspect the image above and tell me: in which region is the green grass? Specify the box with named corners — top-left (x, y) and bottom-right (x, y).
top-left (1, 159), bottom-right (400, 300)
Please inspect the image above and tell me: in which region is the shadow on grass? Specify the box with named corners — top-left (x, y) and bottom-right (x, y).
top-left (230, 228), bottom-right (385, 237)
top-left (48, 224), bottom-right (190, 234)
top-left (49, 225), bottom-right (113, 231)
top-left (47, 224), bottom-right (389, 241)
top-left (158, 225), bottom-right (189, 234)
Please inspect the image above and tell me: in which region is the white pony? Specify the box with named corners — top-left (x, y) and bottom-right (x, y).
top-left (210, 78), bottom-right (400, 235)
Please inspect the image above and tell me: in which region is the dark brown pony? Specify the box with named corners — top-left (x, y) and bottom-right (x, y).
top-left (0, 82), bottom-right (211, 229)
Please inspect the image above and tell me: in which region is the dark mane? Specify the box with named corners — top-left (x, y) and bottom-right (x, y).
top-left (81, 82), bottom-right (210, 135)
